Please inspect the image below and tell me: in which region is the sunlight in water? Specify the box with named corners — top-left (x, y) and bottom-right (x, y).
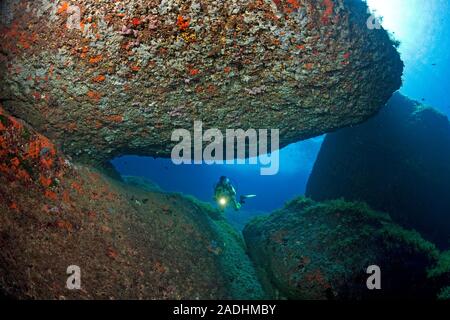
top-left (365, 0), bottom-right (450, 115)
top-left (365, 0), bottom-right (409, 39)
top-left (365, 0), bottom-right (441, 63)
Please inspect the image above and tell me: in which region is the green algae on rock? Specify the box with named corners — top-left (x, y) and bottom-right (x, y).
top-left (306, 93), bottom-right (450, 249)
top-left (1, 0), bottom-right (402, 165)
top-left (428, 251), bottom-right (450, 300)
top-left (243, 197), bottom-right (441, 299)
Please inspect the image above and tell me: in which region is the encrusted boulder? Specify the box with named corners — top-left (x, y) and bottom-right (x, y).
top-left (243, 197), bottom-right (441, 300)
top-left (1, 0), bottom-right (402, 164)
top-left (0, 107), bottom-right (265, 299)
top-left (306, 93), bottom-right (450, 249)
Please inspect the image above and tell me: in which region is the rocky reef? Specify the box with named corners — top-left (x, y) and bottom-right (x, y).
top-left (306, 93), bottom-right (450, 249)
top-left (0, 107), bottom-right (265, 299)
top-left (428, 250), bottom-right (450, 300)
top-left (243, 197), bottom-right (444, 300)
top-left (0, 0), bottom-right (402, 164)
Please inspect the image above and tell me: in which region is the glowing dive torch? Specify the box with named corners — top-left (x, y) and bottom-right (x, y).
top-left (218, 197), bottom-right (227, 207)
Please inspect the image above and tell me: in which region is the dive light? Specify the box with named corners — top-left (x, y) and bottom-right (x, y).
top-left (218, 197), bottom-right (227, 206)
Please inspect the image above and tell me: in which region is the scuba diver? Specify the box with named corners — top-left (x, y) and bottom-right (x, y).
top-left (214, 176), bottom-right (256, 212)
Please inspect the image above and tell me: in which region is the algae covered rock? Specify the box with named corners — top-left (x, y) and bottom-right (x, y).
top-left (1, 0), bottom-right (402, 164)
top-left (0, 107), bottom-right (264, 299)
top-left (306, 93), bottom-right (450, 249)
top-left (428, 251), bottom-right (450, 300)
top-left (243, 197), bottom-right (440, 299)
top-left (123, 175), bottom-right (162, 192)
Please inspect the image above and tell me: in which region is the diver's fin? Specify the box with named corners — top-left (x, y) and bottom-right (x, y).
top-left (239, 194), bottom-right (256, 204)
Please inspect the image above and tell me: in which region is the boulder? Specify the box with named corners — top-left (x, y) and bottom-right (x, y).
top-left (243, 197), bottom-right (441, 299)
top-left (0, 107), bottom-right (265, 299)
top-left (0, 0), bottom-right (402, 164)
top-left (306, 93), bottom-right (450, 249)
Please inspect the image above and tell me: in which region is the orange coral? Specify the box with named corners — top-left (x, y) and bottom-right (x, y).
top-left (89, 55), bottom-right (103, 64)
top-left (285, 0), bottom-right (301, 13)
top-left (57, 2), bottom-right (69, 15)
top-left (71, 182), bottom-right (83, 193)
top-left (107, 248), bottom-right (119, 259)
top-left (177, 16), bottom-right (190, 31)
top-left (189, 68), bottom-right (200, 76)
top-left (132, 18), bottom-right (141, 26)
top-left (9, 117), bottom-right (23, 130)
top-left (304, 63), bottom-right (314, 70)
top-left (93, 75), bottom-right (106, 83)
top-left (80, 46), bottom-right (89, 59)
top-left (56, 220), bottom-right (73, 231)
top-left (0, 109), bottom-right (63, 196)
top-left (44, 190), bottom-right (58, 200)
top-left (17, 169), bottom-right (31, 181)
top-left (9, 202), bottom-right (18, 211)
top-left (41, 157), bottom-right (53, 169)
top-left (27, 141), bottom-right (40, 158)
top-left (321, 0), bottom-right (334, 24)
top-left (87, 90), bottom-right (102, 102)
top-left (106, 115), bottom-right (124, 123)
top-left (10, 157), bottom-right (20, 167)
top-left (40, 175), bottom-right (52, 188)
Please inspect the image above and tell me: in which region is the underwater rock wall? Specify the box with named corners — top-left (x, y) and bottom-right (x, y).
top-left (0, 0), bottom-right (402, 164)
top-left (243, 197), bottom-right (442, 299)
top-left (0, 107), bottom-right (264, 299)
top-left (306, 93), bottom-right (450, 249)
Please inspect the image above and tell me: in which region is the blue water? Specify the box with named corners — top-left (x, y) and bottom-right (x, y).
top-left (113, 0), bottom-right (450, 213)
top-left (113, 137), bottom-right (322, 212)
top-left (366, 0), bottom-right (450, 118)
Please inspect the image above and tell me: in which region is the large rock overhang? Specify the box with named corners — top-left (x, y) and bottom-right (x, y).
top-left (0, 0), bottom-right (403, 165)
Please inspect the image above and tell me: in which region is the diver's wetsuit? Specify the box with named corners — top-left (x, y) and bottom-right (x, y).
top-left (214, 177), bottom-right (241, 211)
